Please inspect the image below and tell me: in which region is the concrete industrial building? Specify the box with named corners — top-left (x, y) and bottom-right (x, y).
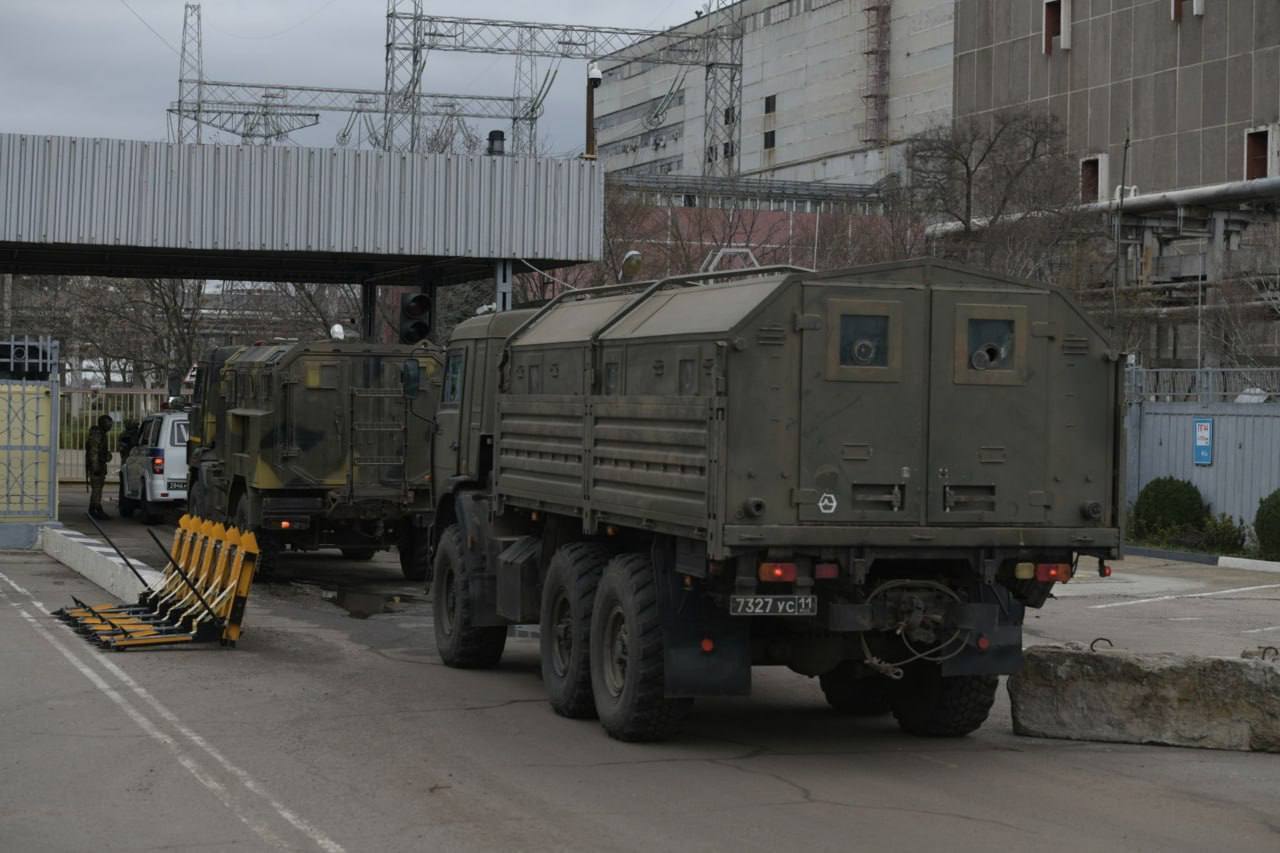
top-left (596, 0), bottom-right (955, 184)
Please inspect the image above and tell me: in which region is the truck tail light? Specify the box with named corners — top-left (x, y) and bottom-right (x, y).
top-left (759, 562), bottom-right (797, 582)
top-left (814, 562), bottom-right (839, 579)
top-left (1036, 563), bottom-right (1071, 583)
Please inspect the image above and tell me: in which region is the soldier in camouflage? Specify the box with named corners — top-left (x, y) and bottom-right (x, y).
top-left (85, 414), bottom-right (113, 519)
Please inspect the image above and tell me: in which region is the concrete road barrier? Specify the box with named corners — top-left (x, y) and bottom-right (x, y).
top-left (40, 526), bottom-right (163, 601)
top-left (1008, 645), bottom-right (1280, 753)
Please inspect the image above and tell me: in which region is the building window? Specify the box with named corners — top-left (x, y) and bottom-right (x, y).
top-left (1080, 157), bottom-right (1101, 202)
top-left (764, 130), bottom-right (776, 150)
top-left (724, 106), bottom-right (736, 125)
top-left (1043, 1), bottom-right (1063, 55)
top-left (764, 94), bottom-right (777, 115)
top-left (1246, 129), bottom-right (1270, 180)
top-left (723, 141), bottom-right (735, 160)
top-left (1174, 0), bottom-right (1206, 20)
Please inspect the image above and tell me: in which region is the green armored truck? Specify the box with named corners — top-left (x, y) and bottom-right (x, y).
top-left (425, 260), bottom-right (1122, 741)
top-left (187, 340), bottom-right (442, 579)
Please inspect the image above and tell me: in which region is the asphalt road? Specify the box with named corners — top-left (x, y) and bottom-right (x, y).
top-left (1, 495), bottom-right (1276, 852)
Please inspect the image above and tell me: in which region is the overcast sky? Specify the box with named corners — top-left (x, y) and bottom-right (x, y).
top-left (0, 1), bottom-right (695, 153)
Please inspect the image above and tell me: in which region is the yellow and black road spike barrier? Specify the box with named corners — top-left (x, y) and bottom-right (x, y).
top-left (53, 515), bottom-right (260, 651)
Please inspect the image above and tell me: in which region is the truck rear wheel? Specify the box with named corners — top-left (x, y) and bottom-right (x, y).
top-left (432, 524), bottom-right (506, 668)
top-left (398, 526), bottom-right (431, 582)
top-left (589, 553), bottom-right (691, 742)
top-left (891, 665), bottom-right (997, 737)
top-left (118, 479), bottom-right (137, 518)
top-left (540, 542), bottom-right (612, 719)
top-left (233, 497), bottom-right (276, 579)
top-left (819, 663), bottom-right (894, 716)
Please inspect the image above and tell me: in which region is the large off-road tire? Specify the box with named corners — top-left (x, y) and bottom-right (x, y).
top-left (398, 526), bottom-right (431, 582)
top-left (540, 541), bottom-right (613, 719)
top-left (341, 548), bottom-right (377, 561)
top-left (432, 524), bottom-right (506, 668)
top-left (118, 479), bottom-right (137, 519)
top-left (186, 478), bottom-right (206, 521)
top-left (234, 497), bottom-right (276, 579)
top-left (819, 663), bottom-right (894, 716)
top-left (891, 665), bottom-right (997, 737)
top-left (589, 553), bottom-right (691, 742)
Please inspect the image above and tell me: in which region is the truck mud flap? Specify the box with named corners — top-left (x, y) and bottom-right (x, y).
top-left (655, 559), bottom-right (751, 698)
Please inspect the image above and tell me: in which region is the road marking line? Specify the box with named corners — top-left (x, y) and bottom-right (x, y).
top-left (1242, 625), bottom-right (1280, 634)
top-left (0, 589), bottom-right (291, 849)
top-left (1090, 583), bottom-right (1280, 609)
top-left (0, 571), bottom-right (345, 853)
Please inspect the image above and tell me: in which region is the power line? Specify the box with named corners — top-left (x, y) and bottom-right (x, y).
top-left (203, 0), bottom-right (346, 40)
top-left (115, 0), bottom-right (181, 56)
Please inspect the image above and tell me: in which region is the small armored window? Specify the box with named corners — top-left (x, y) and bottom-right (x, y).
top-left (678, 359), bottom-right (698, 395)
top-left (528, 363), bottom-right (542, 394)
top-left (839, 315), bottom-right (890, 368)
top-left (441, 349), bottom-right (465, 405)
top-left (604, 362), bottom-right (621, 395)
top-left (968, 319), bottom-right (1016, 371)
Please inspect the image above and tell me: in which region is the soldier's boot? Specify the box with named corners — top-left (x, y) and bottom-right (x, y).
top-left (89, 505), bottom-right (112, 520)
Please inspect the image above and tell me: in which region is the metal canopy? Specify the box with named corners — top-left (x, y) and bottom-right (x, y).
top-left (0, 133), bottom-right (603, 285)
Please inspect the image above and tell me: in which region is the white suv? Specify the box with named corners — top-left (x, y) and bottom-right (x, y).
top-left (120, 411), bottom-right (189, 523)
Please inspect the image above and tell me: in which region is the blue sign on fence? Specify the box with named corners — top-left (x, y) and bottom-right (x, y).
top-left (1193, 417), bottom-right (1213, 466)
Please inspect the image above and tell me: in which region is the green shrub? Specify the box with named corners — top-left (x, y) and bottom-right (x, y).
top-left (1199, 514), bottom-right (1249, 556)
top-left (1255, 489), bottom-right (1280, 560)
top-left (1132, 477), bottom-right (1208, 539)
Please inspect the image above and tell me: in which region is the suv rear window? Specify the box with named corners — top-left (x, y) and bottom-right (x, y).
top-left (171, 420), bottom-right (189, 446)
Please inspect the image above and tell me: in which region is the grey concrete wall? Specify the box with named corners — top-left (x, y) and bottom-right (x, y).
top-left (596, 0), bottom-right (955, 184)
top-left (955, 0), bottom-right (1280, 195)
top-left (1125, 401), bottom-right (1280, 525)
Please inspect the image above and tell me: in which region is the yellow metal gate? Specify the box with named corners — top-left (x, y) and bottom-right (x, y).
top-left (0, 338), bottom-right (59, 524)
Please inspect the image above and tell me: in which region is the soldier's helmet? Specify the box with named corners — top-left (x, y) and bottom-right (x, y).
top-left (97, 414), bottom-right (114, 430)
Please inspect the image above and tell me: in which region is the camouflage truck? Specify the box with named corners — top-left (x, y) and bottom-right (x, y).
top-left (187, 340), bottom-right (442, 579)
top-left (425, 260), bottom-right (1122, 741)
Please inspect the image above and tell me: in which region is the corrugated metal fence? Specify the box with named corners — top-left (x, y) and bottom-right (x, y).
top-left (1126, 401), bottom-right (1280, 525)
top-left (0, 132), bottom-right (604, 262)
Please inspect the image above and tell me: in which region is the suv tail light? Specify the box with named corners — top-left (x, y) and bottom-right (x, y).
top-left (150, 450), bottom-right (165, 475)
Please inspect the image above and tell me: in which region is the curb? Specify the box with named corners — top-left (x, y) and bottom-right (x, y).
top-left (1125, 545), bottom-right (1280, 574)
top-left (40, 526), bottom-right (165, 601)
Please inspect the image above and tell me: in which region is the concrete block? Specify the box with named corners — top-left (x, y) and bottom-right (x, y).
top-left (1009, 645), bottom-right (1280, 753)
top-left (0, 522), bottom-right (49, 550)
top-left (40, 526), bottom-right (164, 602)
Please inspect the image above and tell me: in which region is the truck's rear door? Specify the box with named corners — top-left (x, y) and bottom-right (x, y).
top-left (797, 282), bottom-right (928, 524)
top-left (926, 286), bottom-right (1051, 524)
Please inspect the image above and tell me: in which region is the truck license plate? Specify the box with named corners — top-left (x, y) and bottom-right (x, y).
top-left (729, 595), bottom-right (817, 616)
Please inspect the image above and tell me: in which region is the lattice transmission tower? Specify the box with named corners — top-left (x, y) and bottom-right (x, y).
top-left (176, 3), bottom-right (204, 144)
top-left (383, 0), bottom-right (426, 153)
top-left (701, 0), bottom-right (745, 178)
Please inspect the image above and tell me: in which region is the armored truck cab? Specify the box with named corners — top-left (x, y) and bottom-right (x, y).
top-left (188, 340), bottom-right (442, 578)
top-left (429, 260), bottom-right (1121, 741)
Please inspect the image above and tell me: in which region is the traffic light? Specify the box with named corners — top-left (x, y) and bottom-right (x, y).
top-left (398, 291), bottom-right (432, 344)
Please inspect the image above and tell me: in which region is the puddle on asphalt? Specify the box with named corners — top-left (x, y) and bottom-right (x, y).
top-left (329, 589), bottom-right (400, 619)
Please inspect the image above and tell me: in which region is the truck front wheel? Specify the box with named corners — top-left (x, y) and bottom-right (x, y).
top-left (432, 524), bottom-right (506, 668)
top-left (589, 553), bottom-right (691, 742)
top-left (540, 542), bottom-right (612, 719)
top-left (891, 665), bottom-right (997, 737)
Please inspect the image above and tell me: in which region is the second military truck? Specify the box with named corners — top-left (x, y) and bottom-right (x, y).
top-left (426, 260), bottom-right (1121, 741)
top-left (187, 339), bottom-right (442, 578)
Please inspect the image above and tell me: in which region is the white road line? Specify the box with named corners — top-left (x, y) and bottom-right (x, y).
top-left (1090, 583), bottom-right (1280, 609)
top-left (0, 571), bottom-right (346, 853)
top-left (1242, 625), bottom-right (1280, 634)
top-left (0, 590), bottom-right (291, 849)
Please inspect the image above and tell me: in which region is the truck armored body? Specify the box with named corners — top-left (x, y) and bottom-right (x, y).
top-left (427, 260), bottom-right (1122, 741)
top-left (188, 340), bottom-right (441, 578)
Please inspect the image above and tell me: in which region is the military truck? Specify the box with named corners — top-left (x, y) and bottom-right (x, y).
top-left (425, 260), bottom-right (1122, 741)
top-left (187, 340), bottom-right (442, 579)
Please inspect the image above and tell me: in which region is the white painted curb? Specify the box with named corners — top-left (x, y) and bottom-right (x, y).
top-left (40, 526), bottom-right (165, 601)
top-left (1218, 555), bottom-right (1280, 575)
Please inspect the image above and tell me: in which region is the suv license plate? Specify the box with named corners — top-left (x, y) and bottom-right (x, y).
top-left (167, 481), bottom-right (186, 490)
top-left (730, 595), bottom-right (817, 617)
